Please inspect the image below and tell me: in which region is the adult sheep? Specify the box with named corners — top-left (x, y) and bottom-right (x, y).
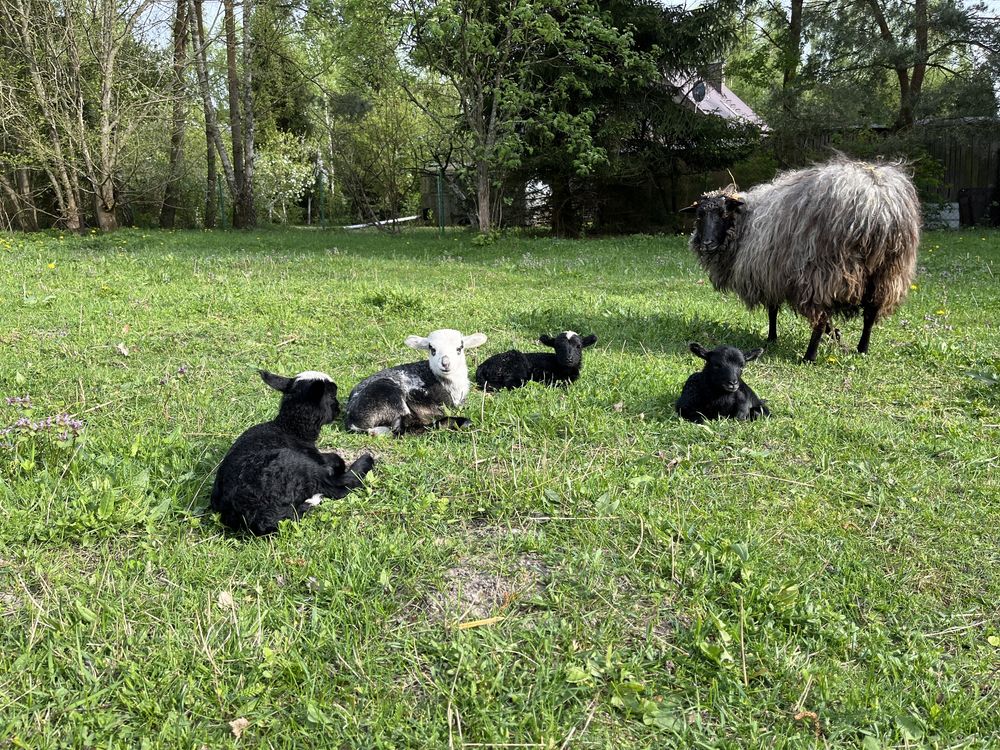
top-left (682, 157), bottom-right (920, 362)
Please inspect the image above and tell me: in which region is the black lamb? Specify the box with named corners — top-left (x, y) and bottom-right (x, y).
top-left (210, 370), bottom-right (374, 535)
top-left (675, 343), bottom-right (769, 422)
top-left (475, 331), bottom-right (597, 391)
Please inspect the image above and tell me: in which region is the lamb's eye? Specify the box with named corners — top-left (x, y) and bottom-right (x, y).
top-left (458, 345), bottom-right (464, 354)
top-left (429, 347), bottom-right (436, 356)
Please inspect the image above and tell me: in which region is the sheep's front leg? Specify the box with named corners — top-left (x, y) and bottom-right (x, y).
top-left (857, 302), bottom-right (879, 354)
top-left (803, 316), bottom-right (827, 363)
top-left (767, 305), bottom-right (779, 342)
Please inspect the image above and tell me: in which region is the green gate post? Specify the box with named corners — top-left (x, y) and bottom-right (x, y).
top-left (436, 168), bottom-right (445, 238)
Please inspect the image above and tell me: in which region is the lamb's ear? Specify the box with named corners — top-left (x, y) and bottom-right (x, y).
top-left (689, 342), bottom-right (709, 360)
top-left (405, 335), bottom-right (430, 350)
top-left (463, 333), bottom-right (487, 349)
top-left (259, 369), bottom-right (294, 392)
top-left (679, 199), bottom-right (700, 214)
top-left (743, 347), bottom-right (764, 362)
top-left (539, 333), bottom-right (556, 347)
top-left (581, 334), bottom-right (598, 348)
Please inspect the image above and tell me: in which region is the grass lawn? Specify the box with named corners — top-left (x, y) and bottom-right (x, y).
top-left (1, 227), bottom-right (998, 749)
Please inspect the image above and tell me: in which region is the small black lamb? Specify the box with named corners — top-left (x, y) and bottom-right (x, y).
top-left (475, 331), bottom-right (598, 391)
top-left (675, 343), bottom-right (769, 423)
top-left (210, 370), bottom-right (374, 535)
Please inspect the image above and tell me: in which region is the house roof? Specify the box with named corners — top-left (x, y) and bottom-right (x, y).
top-left (668, 71), bottom-right (767, 131)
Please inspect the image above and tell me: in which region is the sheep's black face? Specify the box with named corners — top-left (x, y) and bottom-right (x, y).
top-left (683, 193), bottom-right (744, 255)
top-left (260, 370), bottom-right (340, 426)
top-left (689, 343), bottom-right (762, 393)
top-left (310, 380), bottom-right (341, 425)
top-left (540, 331), bottom-right (598, 369)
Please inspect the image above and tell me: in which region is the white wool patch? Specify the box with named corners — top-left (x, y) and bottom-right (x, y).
top-left (295, 370), bottom-right (332, 382)
top-left (563, 330), bottom-right (578, 339)
top-left (304, 493), bottom-right (323, 506)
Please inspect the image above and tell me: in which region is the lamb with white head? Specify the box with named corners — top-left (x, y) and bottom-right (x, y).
top-left (345, 328), bottom-right (487, 436)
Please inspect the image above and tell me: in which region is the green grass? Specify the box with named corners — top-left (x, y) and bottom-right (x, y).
top-left (1, 226), bottom-right (998, 749)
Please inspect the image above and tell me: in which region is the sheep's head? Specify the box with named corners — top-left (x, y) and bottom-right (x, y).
top-left (405, 329), bottom-right (487, 380)
top-left (260, 369), bottom-right (340, 426)
top-left (681, 190), bottom-right (745, 255)
top-left (689, 343), bottom-right (762, 393)
top-left (539, 331), bottom-right (597, 369)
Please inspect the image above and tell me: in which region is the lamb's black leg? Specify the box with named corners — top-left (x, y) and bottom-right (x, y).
top-left (432, 416), bottom-right (473, 430)
top-left (857, 302), bottom-right (879, 354)
top-left (324, 454), bottom-right (375, 497)
top-left (767, 305), bottom-right (779, 342)
top-left (803, 317), bottom-right (827, 362)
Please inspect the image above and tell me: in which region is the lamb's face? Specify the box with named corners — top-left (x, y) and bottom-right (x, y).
top-left (294, 371), bottom-right (341, 425)
top-left (684, 192), bottom-right (745, 254)
top-left (260, 369), bottom-right (340, 424)
top-left (540, 331), bottom-right (598, 369)
top-left (689, 343), bottom-right (762, 393)
top-left (405, 329), bottom-right (487, 380)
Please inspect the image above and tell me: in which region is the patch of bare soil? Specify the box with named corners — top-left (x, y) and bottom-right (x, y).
top-left (425, 551), bottom-right (549, 623)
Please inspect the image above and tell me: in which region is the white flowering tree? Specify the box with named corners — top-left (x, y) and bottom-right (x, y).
top-left (254, 131), bottom-right (314, 224)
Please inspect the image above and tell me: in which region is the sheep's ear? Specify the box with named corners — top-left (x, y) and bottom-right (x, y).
top-left (743, 347), bottom-right (764, 362)
top-left (689, 342), bottom-right (709, 359)
top-left (259, 369), bottom-right (294, 392)
top-left (539, 334), bottom-right (556, 347)
top-left (725, 195), bottom-right (745, 213)
top-left (405, 336), bottom-right (430, 350)
top-left (581, 334), bottom-right (598, 348)
top-left (679, 199), bottom-right (700, 214)
top-left (463, 333), bottom-right (487, 349)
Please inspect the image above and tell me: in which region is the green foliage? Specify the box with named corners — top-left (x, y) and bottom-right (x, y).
top-left (1, 228), bottom-right (998, 746)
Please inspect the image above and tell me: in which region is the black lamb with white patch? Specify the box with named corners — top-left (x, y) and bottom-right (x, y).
top-left (475, 331), bottom-right (597, 391)
top-left (675, 343), bottom-right (769, 422)
top-left (210, 370), bottom-right (374, 535)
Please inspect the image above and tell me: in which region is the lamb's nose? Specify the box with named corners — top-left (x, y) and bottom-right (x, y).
top-left (440, 356), bottom-right (451, 370)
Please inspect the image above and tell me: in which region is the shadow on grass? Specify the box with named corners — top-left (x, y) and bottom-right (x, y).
top-left (507, 307), bottom-right (803, 359)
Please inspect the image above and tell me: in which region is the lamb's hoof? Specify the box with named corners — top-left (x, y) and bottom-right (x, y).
top-left (801, 356), bottom-right (817, 364)
top-left (449, 417), bottom-right (473, 430)
top-left (349, 453), bottom-right (375, 476)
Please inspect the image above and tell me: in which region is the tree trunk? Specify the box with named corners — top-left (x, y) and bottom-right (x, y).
top-left (160, 0), bottom-right (189, 229)
top-left (223, 0), bottom-right (249, 227)
top-left (189, 0), bottom-right (234, 224)
top-left (550, 178), bottom-right (580, 238)
top-left (782, 0), bottom-right (803, 91)
top-left (476, 159), bottom-right (491, 232)
top-left (15, 170), bottom-right (37, 231)
top-left (238, 0), bottom-right (256, 228)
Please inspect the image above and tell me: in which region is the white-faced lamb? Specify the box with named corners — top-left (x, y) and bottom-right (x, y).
top-left (345, 329), bottom-right (487, 436)
top-left (682, 156), bottom-right (920, 362)
top-left (210, 370), bottom-right (374, 536)
top-left (475, 331), bottom-right (598, 391)
top-left (675, 343), bottom-right (769, 423)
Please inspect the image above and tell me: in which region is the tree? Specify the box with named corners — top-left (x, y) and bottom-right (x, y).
top-left (160, 0), bottom-right (190, 228)
top-left (407, 0), bottom-right (640, 232)
top-left (518, 0), bottom-right (756, 234)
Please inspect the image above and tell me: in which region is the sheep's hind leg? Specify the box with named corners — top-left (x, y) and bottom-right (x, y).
top-left (803, 316), bottom-right (827, 362)
top-left (432, 416), bottom-right (473, 430)
top-left (767, 305), bottom-right (779, 342)
top-left (857, 302), bottom-right (879, 354)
